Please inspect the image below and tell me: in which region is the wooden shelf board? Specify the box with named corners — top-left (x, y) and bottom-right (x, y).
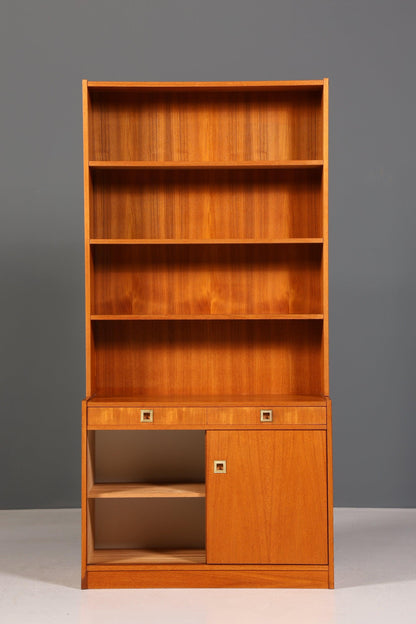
top-left (89, 549), bottom-right (206, 565)
top-left (87, 394), bottom-right (327, 407)
top-left (89, 160), bottom-right (323, 170)
top-left (90, 238), bottom-right (324, 245)
top-left (91, 314), bottom-right (324, 321)
top-left (88, 483), bottom-right (205, 499)
top-left (87, 80), bottom-right (325, 91)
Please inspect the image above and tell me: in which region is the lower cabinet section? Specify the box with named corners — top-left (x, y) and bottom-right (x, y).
top-left (83, 409), bottom-right (331, 588)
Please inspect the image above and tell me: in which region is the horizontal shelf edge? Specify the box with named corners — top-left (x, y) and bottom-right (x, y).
top-left (89, 160), bottom-right (323, 170)
top-left (87, 424), bottom-right (327, 431)
top-left (90, 314), bottom-right (324, 321)
top-left (90, 238), bottom-right (324, 245)
top-left (86, 394), bottom-right (328, 407)
top-left (87, 80), bottom-right (325, 90)
top-left (87, 563), bottom-right (329, 571)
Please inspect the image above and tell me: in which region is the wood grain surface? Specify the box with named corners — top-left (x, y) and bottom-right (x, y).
top-left (90, 89), bottom-right (322, 161)
top-left (82, 79), bottom-right (332, 589)
top-left (92, 320), bottom-right (323, 397)
top-left (206, 430), bottom-right (328, 564)
top-left (90, 169), bottom-right (322, 240)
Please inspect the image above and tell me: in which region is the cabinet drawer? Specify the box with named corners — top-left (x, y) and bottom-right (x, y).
top-left (206, 407), bottom-right (326, 425)
top-left (88, 407), bottom-right (206, 427)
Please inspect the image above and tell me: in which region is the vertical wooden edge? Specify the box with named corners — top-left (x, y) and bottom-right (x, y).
top-left (82, 80), bottom-right (90, 589)
top-left (205, 430), bottom-right (209, 564)
top-left (326, 397), bottom-right (334, 588)
top-left (81, 400), bottom-right (87, 588)
top-left (87, 430), bottom-right (95, 492)
top-left (323, 78), bottom-right (332, 589)
top-left (82, 80), bottom-right (92, 396)
top-left (87, 499), bottom-right (95, 570)
top-left (323, 78), bottom-right (329, 395)
top-left (86, 431), bottom-right (96, 568)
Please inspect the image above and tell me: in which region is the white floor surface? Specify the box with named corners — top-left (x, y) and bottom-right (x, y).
top-left (0, 507), bottom-right (415, 623)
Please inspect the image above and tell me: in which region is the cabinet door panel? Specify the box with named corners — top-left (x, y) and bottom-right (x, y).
top-left (206, 430), bottom-right (327, 564)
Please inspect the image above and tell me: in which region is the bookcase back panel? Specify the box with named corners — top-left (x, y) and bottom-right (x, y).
top-left (92, 320), bottom-right (323, 397)
top-left (94, 498), bottom-right (205, 549)
top-left (91, 169), bottom-right (322, 239)
top-left (92, 245), bottom-right (322, 315)
top-left (94, 431), bottom-right (205, 483)
top-left (90, 90), bottom-right (322, 161)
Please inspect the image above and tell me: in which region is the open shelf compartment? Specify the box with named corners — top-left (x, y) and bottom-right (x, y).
top-left (91, 319), bottom-right (324, 398)
top-left (90, 168), bottom-right (322, 240)
top-left (89, 88), bottom-right (323, 162)
top-left (91, 244), bottom-right (322, 316)
top-left (87, 430), bottom-right (205, 564)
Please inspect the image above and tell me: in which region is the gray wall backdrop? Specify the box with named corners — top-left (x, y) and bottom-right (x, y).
top-left (1, 0), bottom-right (415, 509)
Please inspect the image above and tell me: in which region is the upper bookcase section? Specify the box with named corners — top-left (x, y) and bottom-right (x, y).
top-left (87, 81), bottom-right (323, 162)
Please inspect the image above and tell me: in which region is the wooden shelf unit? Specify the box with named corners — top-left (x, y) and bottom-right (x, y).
top-left (82, 79), bottom-right (333, 589)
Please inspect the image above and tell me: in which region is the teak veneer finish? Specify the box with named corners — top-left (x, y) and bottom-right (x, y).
top-left (90, 239), bottom-right (325, 245)
top-left (87, 394), bottom-right (327, 406)
top-left (92, 319), bottom-right (323, 397)
top-left (92, 244), bottom-right (322, 316)
top-left (87, 406), bottom-right (326, 428)
top-left (88, 483), bottom-right (206, 499)
top-left (89, 90), bottom-right (322, 161)
top-left (90, 169), bottom-right (322, 240)
top-left (81, 79), bottom-right (333, 589)
top-left (89, 160), bottom-right (323, 169)
top-left (206, 430), bottom-right (328, 564)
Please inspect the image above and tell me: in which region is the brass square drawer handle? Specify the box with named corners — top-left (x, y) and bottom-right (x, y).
top-left (214, 460), bottom-right (227, 474)
top-left (260, 409), bottom-right (273, 423)
top-left (140, 409), bottom-right (154, 423)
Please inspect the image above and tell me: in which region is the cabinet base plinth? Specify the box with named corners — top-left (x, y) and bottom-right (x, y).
top-left (84, 567), bottom-right (330, 589)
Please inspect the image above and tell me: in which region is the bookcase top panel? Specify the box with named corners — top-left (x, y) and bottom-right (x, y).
top-left (86, 80), bottom-right (326, 91)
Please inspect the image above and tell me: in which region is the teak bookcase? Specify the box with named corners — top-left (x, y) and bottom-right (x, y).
top-left (81, 79), bottom-right (333, 589)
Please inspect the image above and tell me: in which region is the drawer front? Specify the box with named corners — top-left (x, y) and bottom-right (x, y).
top-left (206, 407), bottom-right (326, 425)
top-left (88, 407), bottom-right (206, 426)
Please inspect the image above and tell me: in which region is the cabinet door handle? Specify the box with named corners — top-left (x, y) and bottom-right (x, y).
top-left (214, 460), bottom-right (227, 474)
top-left (140, 409), bottom-right (153, 423)
top-left (260, 409), bottom-right (273, 422)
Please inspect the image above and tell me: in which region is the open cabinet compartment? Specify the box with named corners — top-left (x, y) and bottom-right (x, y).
top-left (87, 430), bottom-right (206, 564)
